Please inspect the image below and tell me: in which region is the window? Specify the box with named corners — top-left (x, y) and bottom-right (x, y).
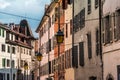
top-left (52, 14), bottom-right (55, 24)
top-left (12, 47), bottom-right (15, 54)
top-left (13, 74), bottom-right (15, 80)
top-left (79, 42), bottom-right (84, 67)
top-left (70, 19), bottom-right (73, 34)
top-left (2, 29), bottom-right (4, 37)
top-left (72, 46), bottom-right (78, 68)
top-left (15, 36), bottom-right (18, 40)
top-left (87, 33), bottom-right (92, 59)
top-left (49, 61), bottom-right (51, 74)
top-left (21, 37), bottom-right (24, 42)
top-left (113, 13), bottom-right (117, 40)
top-left (62, 55), bottom-right (65, 70)
top-left (6, 32), bottom-right (10, 40)
top-left (8, 46), bottom-right (10, 53)
top-left (49, 39), bottom-right (51, 51)
top-left (20, 60), bottom-right (24, 67)
top-left (11, 34), bottom-right (13, 40)
top-left (24, 48), bottom-right (25, 54)
top-left (7, 59), bottom-right (10, 67)
top-left (88, 0), bottom-right (91, 14)
top-left (66, 24), bottom-right (68, 38)
top-left (2, 58), bottom-right (6, 67)
top-left (80, 8), bottom-right (85, 28)
top-left (7, 74), bottom-right (9, 80)
top-left (17, 47), bottom-right (19, 52)
top-left (115, 10), bottom-right (120, 40)
top-left (95, 0), bottom-right (98, 9)
top-left (65, 50), bottom-right (68, 69)
top-left (12, 60), bottom-right (15, 68)
top-left (55, 7), bottom-right (58, 21)
top-left (73, 15), bottom-right (79, 32)
top-left (104, 15), bottom-right (112, 44)
top-left (51, 60), bottom-right (54, 73)
top-left (96, 29), bottom-right (100, 55)
top-left (118, 65), bottom-right (120, 80)
top-left (29, 50), bottom-right (31, 55)
top-left (102, 18), bottom-right (105, 44)
top-left (0, 28), bottom-right (1, 36)
top-left (2, 44), bottom-right (5, 52)
top-left (20, 47), bottom-right (22, 53)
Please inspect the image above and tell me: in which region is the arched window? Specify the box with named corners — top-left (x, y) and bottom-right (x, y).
top-left (106, 74), bottom-right (114, 80)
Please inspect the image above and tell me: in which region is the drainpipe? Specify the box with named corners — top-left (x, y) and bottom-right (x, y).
top-left (99, 0), bottom-right (103, 80)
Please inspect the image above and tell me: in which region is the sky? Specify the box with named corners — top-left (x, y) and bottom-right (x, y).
top-left (0, 0), bottom-right (51, 37)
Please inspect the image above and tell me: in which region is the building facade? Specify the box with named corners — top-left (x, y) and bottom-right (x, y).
top-left (73, 0), bottom-right (102, 80)
top-left (102, 0), bottom-right (120, 80)
top-left (36, 2), bottom-right (56, 80)
top-left (0, 19), bottom-right (35, 80)
top-left (64, 1), bottom-right (74, 80)
top-left (0, 23), bottom-right (17, 80)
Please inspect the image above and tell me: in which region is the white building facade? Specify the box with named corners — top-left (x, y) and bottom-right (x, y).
top-left (0, 19), bottom-right (35, 80)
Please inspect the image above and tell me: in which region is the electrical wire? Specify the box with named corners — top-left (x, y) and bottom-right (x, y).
top-left (0, 11), bottom-right (40, 21)
top-left (0, 11), bottom-right (119, 23)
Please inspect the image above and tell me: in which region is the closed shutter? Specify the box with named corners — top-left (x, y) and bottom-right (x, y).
top-left (87, 33), bottom-right (92, 59)
top-left (2, 58), bottom-right (6, 67)
top-left (72, 46), bottom-right (78, 68)
top-left (96, 29), bottom-right (100, 55)
top-left (79, 42), bottom-right (84, 67)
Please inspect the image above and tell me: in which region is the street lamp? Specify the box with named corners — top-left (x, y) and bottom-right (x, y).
top-left (56, 29), bottom-right (64, 80)
top-left (36, 52), bottom-right (43, 80)
top-left (54, 0), bottom-right (64, 80)
top-left (56, 29), bottom-right (64, 44)
top-left (24, 62), bottom-right (28, 80)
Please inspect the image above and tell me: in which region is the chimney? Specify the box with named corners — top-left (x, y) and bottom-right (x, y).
top-left (45, 4), bottom-right (49, 11)
top-left (9, 23), bottom-right (15, 30)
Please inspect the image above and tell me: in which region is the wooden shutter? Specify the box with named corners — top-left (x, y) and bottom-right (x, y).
top-left (72, 46), bottom-right (78, 68)
top-left (87, 33), bottom-right (92, 59)
top-left (79, 42), bottom-right (84, 67)
top-left (96, 29), bottom-right (100, 55)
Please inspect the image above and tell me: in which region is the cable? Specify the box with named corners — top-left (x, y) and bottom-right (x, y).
top-left (0, 10), bottom-right (119, 23)
top-left (0, 11), bottom-right (40, 21)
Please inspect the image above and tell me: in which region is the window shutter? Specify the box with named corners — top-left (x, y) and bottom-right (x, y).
top-left (62, 0), bottom-right (68, 10)
top-left (105, 15), bottom-right (110, 44)
top-left (72, 46), bottom-right (78, 68)
top-left (87, 33), bottom-right (92, 59)
top-left (96, 29), bottom-right (100, 55)
top-left (66, 24), bottom-right (68, 38)
top-left (113, 13), bottom-right (117, 40)
top-left (2, 58), bottom-right (6, 67)
top-left (79, 42), bottom-right (84, 67)
top-left (49, 39), bottom-right (51, 51)
top-left (116, 10), bottom-right (120, 40)
top-left (80, 8), bottom-right (85, 29)
top-left (70, 19), bottom-right (73, 34)
top-left (95, 0), bottom-right (99, 9)
top-left (88, 0), bottom-right (91, 14)
top-left (49, 61), bottom-right (51, 74)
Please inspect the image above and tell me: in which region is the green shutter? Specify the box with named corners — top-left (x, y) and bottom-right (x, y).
top-left (2, 58), bottom-right (6, 67)
top-left (2, 29), bottom-right (4, 37)
top-left (0, 28), bottom-right (1, 36)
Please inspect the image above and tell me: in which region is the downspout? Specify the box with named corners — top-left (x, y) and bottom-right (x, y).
top-left (99, 0), bottom-right (103, 80)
